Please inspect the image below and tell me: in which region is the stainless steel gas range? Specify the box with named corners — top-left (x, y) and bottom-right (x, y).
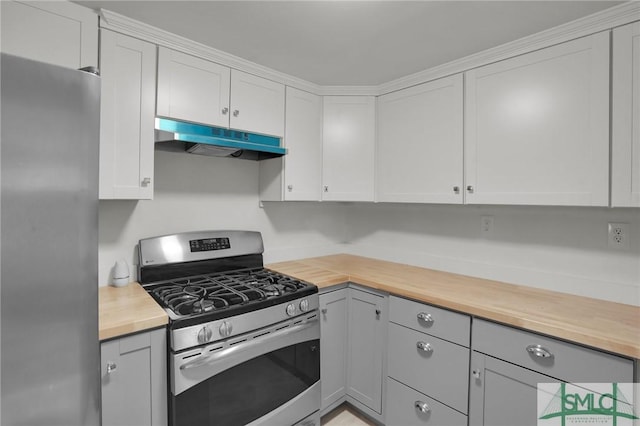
top-left (138, 230), bottom-right (320, 426)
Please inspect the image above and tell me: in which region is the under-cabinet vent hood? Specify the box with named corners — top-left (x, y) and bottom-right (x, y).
top-left (154, 118), bottom-right (286, 161)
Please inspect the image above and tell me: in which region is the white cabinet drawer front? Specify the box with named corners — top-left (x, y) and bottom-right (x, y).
top-left (386, 378), bottom-right (467, 426)
top-left (388, 322), bottom-right (469, 413)
top-left (472, 319), bottom-right (634, 384)
top-left (389, 296), bottom-right (470, 347)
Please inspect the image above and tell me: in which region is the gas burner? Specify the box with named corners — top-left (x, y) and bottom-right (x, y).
top-left (193, 299), bottom-right (215, 313)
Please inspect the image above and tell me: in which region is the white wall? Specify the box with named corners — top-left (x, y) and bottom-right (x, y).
top-left (99, 151), bottom-right (640, 306)
top-left (98, 150), bottom-right (348, 285)
top-left (344, 203), bottom-right (640, 305)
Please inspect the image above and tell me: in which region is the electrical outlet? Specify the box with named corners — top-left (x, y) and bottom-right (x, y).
top-left (481, 216), bottom-right (494, 236)
top-left (608, 222), bottom-right (629, 249)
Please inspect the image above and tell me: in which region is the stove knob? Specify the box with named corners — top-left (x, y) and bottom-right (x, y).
top-left (219, 321), bottom-right (233, 338)
top-left (299, 299), bottom-right (309, 312)
top-left (197, 326), bottom-right (213, 344)
top-left (286, 303), bottom-right (296, 317)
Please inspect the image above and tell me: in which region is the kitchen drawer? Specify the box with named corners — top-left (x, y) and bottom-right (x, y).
top-left (389, 296), bottom-right (470, 346)
top-left (472, 319), bottom-right (634, 383)
top-left (388, 322), bottom-right (469, 414)
top-left (386, 377), bottom-right (467, 426)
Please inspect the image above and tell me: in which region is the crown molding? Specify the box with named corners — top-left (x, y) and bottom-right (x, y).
top-left (99, 2), bottom-right (640, 98)
top-left (378, 1), bottom-right (640, 95)
top-left (99, 9), bottom-right (322, 95)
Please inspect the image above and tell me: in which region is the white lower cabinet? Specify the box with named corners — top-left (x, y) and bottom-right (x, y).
top-left (386, 296), bottom-right (470, 425)
top-left (469, 319), bottom-right (635, 426)
top-left (101, 328), bottom-right (167, 426)
top-left (320, 288), bottom-right (349, 411)
top-left (320, 286), bottom-right (387, 422)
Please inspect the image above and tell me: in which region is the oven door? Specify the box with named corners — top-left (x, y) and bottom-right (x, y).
top-left (171, 315), bottom-right (320, 426)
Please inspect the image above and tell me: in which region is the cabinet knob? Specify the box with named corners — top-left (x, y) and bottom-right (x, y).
top-left (416, 341), bottom-right (433, 353)
top-left (324, 185), bottom-right (329, 192)
top-left (287, 185), bottom-right (293, 192)
top-left (472, 369), bottom-right (481, 379)
top-left (106, 362), bottom-right (117, 374)
top-left (417, 312), bottom-right (434, 323)
top-left (375, 309), bottom-right (381, 316)
top-left (141, 177), bottom-right (151, 187)
top-left (221, 107), bottom-right (229, 115)
top-left (453, 186), bottom-right (460, 194)
top-left (233, 109), bottom-right (240, 117)
top-left (415, 401), bottom-right (431, 414)
top-left (526, 344), bottom-right (554, 359)
top-left (321, 308), bottom-right (327, 314)
top-left (467, 185), bottom-right (474, 193)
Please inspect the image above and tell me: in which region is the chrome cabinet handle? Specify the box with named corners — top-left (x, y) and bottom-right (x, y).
top-left (321, 308), bottom-right (327, 314)
top-left (221, 107), bottom-right (229, 115)
top-left (526, 344), bottom-right (554, 359)
top-left (467, 185), bottom-right (474, 193)
top-left (233, 109), bottom-right (240, 117)
top-left (415, 401), bottom-right (431, 414)
top-left (472, 369), bottom-right (481, 379)
top-left (417, 312), bottom-right (434, 323)
top-left (416, 341), bottom-right (433, 353)
top-left (287, 185), bottom-right (293, 192)
top-left (106, 362), bottom-right (117, 374)
top-left (375, 309), bottom-right (381, 316)
top-left (141, 177), bottom-right (151, 187)
top-left (453, 186), bottom-right (460, 194)
top-left (323, 185), bottom-right (329, 192)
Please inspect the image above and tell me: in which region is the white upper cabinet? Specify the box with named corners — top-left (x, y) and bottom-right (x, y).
top-left (1, 0), bottom-right (98, 69)
top-left (260, 87), bottom-right (322, 201)
top-left (156, 48), bottom-right (285, 137)
top-left (612, 22), bottom-right (640, 208)
top-left (377, 74), bottom-right (464, 204)
top-left (156, 47), bottom-right (231, 128)
top-left (322, 96), bottom-right (376, 202)
top-left (99, 30), bottom-right (156, 200)
top-left (465, 32), bottom-right (610, 206)
top-left (230, 70), bottom-right (285, 137)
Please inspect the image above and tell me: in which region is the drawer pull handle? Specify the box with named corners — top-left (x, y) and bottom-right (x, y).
top-left (415, 401), bottom-right (431, 414)
top-left (416, 341), bottom-right (433, 353)
top-left (417, 312), bottom-right (434, 323)
top-left (526, 344), bottom-right (554, 359)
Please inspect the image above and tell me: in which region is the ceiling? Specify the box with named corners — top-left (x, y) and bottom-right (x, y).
top-left (75, 1), bottom-right (622, 86)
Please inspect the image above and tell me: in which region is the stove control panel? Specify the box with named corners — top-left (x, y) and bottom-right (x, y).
top-left (189, 237), bottom-right (231, 252)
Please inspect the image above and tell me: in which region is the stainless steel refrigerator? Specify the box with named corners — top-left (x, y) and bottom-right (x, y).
top-left (1, 53), bottom-right (100, 425)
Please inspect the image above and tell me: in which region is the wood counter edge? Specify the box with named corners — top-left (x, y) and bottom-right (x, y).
top-left (267, 256), bottom-right (640, 360)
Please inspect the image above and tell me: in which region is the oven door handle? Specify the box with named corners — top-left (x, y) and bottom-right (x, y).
top-left (178, 317), bottom-right (318, 372)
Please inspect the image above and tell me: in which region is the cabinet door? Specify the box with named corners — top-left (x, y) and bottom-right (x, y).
top-left (99, 30), bottom-right (156, 200)
top-left (259, 87), bottom-right (322, 201)
top-left (469, 351), bottom-right (553, 426)
top-left (322, 96), bottom-right (376, 201)
top-left (230, 69), bottom-right (285, 137)
top-left (156, 47), bottom-right (231, 127)
top-left (320, 289), bottom-right (349, 411)
top-left (1, 0), bottom-right (98, 69)
top-left (377, 74), bottom-right (464, 203)
top-left (347, 288), bottom-right (385, 414)
top-left (612, 22), bottom-right (640, 207)
top-left (101, 329), bottom-right (167, 426)
top-left (465, 32), bottom-right (609, 206)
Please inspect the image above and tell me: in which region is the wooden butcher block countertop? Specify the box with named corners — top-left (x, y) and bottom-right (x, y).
top-left (267, 254), bottom-right (640, 359)
top-left (99, 283), bottom-right (168, 341)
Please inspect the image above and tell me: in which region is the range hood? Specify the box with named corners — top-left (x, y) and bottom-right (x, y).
top-left (154, 118), bottom-right (286, 161)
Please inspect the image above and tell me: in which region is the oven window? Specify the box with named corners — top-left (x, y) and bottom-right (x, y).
top-left (171, 339), bottom-right (320, 426)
